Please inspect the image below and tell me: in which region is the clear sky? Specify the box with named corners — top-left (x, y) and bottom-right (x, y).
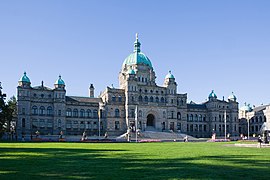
top-left (0, 0), bottom-right (270, 107)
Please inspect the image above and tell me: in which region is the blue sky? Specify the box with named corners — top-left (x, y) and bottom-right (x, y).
top-left (0, 0), bottom-right (270, 107)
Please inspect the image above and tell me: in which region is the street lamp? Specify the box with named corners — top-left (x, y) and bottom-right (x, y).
top-left (224, 110), bottom-right (227, 140)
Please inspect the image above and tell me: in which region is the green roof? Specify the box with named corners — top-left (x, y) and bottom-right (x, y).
top-left (165, 70), bottom-right (175, 79)
top-left (127, 68), bottom-right (136, 75)
top-left (55, 75), bottom-right (65, 85)
top-left (19, 72), bottom-right (31, 83)
top-left (209, 90), bottom-right (217, 98)
top-left (228, 92), bottom-right (237, 101)
top-left (122, 33), bottom-right (153, 68)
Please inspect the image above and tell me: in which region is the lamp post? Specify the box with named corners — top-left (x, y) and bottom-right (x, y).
top-left (247, 117), bottom-right (249, 140)
top-left (98, 110), bottom-right (101, 140)
top-left (224, 111), bottom-right (227, 140)
top-left (135, 105), bottom-right (138, 143)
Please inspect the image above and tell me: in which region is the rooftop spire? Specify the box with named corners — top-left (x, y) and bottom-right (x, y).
top-left (134, 33), bottom-right (141, 53)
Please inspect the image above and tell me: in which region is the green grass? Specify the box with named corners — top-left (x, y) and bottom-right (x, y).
top-left (0, 142), bottom-right (269, 180)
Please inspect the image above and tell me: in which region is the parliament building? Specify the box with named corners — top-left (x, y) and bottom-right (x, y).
top-left (16, 35), bottom-right (239, 139)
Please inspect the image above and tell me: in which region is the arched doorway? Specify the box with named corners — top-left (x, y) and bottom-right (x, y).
top-left (147, 114), bottom-right (155, 127)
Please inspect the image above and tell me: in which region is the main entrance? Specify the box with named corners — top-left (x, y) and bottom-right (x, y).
top-left (147, 114), bottom-right (155, 127)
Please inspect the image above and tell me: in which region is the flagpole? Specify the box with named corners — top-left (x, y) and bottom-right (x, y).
top-left (135, 105), bottom-right (138, 143)
top-left (98, 110), bottom-right (100, 140)
top-left (224, 110), bottom-right (227, 140)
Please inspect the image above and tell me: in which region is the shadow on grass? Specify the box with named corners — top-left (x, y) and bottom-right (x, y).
top-left (0, 145), bottom-right (269, 180)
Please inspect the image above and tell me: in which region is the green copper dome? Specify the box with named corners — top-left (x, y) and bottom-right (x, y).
top-left (123, 34), bottom-right (153, 68)
top-left (165, 70), bottom-right (175, 79)
top-left (19, 72), bottom-right (31, 83)
top-left (240, 103), bottom-right (252, 112)
top-left (228, 92), bottom-right (237, 101)
top-left (209, 90), bottom-right (217, 99)
top-left (127, 68), bottom-right (136, 75)
top-left (55, 75), bottom-right (65, 85)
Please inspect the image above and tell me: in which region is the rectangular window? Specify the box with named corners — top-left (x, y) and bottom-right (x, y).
top-left (66, 120), bottom-right (72, 128)
top-left (80, 121), bottom-right (85, 129)
top-left (22, 108), bottom-right (25, 115)
top-left (47, 119), bottom-right (53, 128)
top-left (115, 121), bottom-right (120, 130)
top-left (32, 119), bottom-right (38, 128)
top-left (58, 110), bottom-right (61, 116)
top-left (40, 119), bottom-right (45, 128)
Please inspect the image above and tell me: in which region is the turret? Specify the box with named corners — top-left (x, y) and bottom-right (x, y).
top-left (18, 72), bottom-right (31, 88)
top-left (89, 84), bottom-right (95, 98)
top-left (208, 90), bottom-right (217, 101)
top-left (54, 75), bottom-right (65, 90)
top-left (164, 70), bottom-right (177, 94)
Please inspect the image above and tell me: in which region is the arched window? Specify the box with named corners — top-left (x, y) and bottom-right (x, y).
top-left (138, 96), bottom-right (142, 102)
top-left (219, 115), bottom-right (222, 122)
top-left (199, 114), bottom-right (202, 121)
top-left (66, 108), bottom-right (72, 117)
top-left (255, 117), bottom-right (258, 122)
top-left (32, 106), bottom-right (38, 115)
top-left (86, 109), bottom-right (92, 118)
top-left (144, 96), bottom-right (148, 102)
top-left (195, 114), bottom-right (198, 121)
top-left (115, 109), bottom-right (120, 118)
top-left (22, 118), bottom-right (25, 128)
top-left (181, 100), bottom-right (184, 105)
top-left (155, 97), bottom-right (159, 103)
top-left (163, 111), bottom-right (166, 118)
top-left (177, 112), bottom-right (181, 120)
top-left (171, 111), bottom-right (174, 119)
top-left (39, 106), bottom-right (45, 115)
top-left (259, 116), bottom-right (263, 122)
top-left (161, 97), bottom-right (165, 103)
top-left (73, 109), bottom-right (78, 117)
top-left (187, 114), bottom-right (189, 121)
top-left (80, 109), bottom-right (85, 118)
top-left (112, 96), bottom-right (116, 102)
top-left (47, 106), bottom-right (53, 116)
top-left (150, 96), bottom-right (153, 102)
top-left (190, 114), bottom-right (193, 121)
top-left (118, 96), bottom-right (122, 102)
top-left (93, 110), bottom-right (98, 118)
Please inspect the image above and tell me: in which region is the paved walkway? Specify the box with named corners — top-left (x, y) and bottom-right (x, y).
top-left (233, 143), bottom-right (270, 148)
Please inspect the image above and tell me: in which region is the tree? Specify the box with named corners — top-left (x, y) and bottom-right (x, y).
top-left (0, 83), bottom-right (17, 138)
top-left (0, 82), bottom-right (7, 137)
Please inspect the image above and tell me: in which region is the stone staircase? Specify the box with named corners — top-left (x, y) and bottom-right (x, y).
top-left (117, 130), bottom-right (198, 141)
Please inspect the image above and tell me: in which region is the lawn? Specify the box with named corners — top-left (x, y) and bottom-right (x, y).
top-left (0, 142), bottom-right (269, 180)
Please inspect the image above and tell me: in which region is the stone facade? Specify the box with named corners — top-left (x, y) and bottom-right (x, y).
top-left (16, 35), bottom-right (239, 139)
top-left (239, 104), bottom-right (269, 136)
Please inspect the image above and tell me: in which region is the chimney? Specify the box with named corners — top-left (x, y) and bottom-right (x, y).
top-left (89, 84), bottom-right (94, 98)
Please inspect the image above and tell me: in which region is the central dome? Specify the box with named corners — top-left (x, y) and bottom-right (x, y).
top-left (122, 34), bottom-right (153, 68)
top-left (123, 52), bottom-right (152, 68)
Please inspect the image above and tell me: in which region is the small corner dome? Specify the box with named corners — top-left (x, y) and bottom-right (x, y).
top-left (19, 72), bottom-right (31, 83)
top-left (55, 75), bottom-right (65, 85)
top-left (127, 68), bottom-right (136, 75)
top-left (240, 103), bottom-right (252, 112)
top-left (165, 71), bottom-right (175, 79)
top-left (228, 92), bottom-right (237, 101)
top-left (209, 90), bottom-right (217, 98)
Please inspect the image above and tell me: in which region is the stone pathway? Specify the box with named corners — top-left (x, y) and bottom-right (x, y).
top-left (232, 143), bottom-right (270, 148)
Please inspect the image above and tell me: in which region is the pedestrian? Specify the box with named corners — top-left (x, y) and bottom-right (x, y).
top-left (258, 135), bottom-right (262, 148)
